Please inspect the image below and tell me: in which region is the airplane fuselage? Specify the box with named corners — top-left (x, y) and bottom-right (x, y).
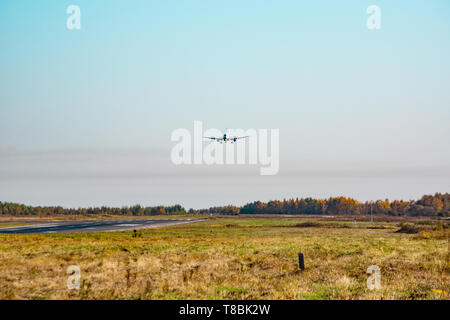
top-left (204, 131), bottom-right (245, 143)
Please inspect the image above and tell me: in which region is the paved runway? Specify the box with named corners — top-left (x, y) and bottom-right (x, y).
top-left (0, 219), bottom-right (205, 234)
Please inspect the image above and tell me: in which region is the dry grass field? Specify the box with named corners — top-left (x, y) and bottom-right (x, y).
top-left (0, 216), bottom-right (448, 300)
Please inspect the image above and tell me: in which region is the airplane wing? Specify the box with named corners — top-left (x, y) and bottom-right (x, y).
top-left (231, 136), bottom-right (248, 140)
top-left (203, 137), bottom-right (222, 142)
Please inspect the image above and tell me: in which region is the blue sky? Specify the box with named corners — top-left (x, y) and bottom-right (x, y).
top-left (0, 1), bottom-right (449, 208)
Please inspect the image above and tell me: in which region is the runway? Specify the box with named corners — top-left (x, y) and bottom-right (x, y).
top-left (0, 219), bottom-right (205, 234)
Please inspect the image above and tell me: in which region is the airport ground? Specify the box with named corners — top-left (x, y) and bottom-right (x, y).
top-left (0, 215), bottom-right (448, 300)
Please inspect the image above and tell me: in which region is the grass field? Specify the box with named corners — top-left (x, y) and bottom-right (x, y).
top-left (0, 216), bottom-right (448, 300)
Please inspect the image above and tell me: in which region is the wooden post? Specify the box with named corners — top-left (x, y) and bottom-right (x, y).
top-left (298, 253), bottom-right (305, 271)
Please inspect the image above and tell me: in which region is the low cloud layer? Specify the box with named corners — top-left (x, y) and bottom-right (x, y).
top-left (0, 148), bottom-right (448, 209)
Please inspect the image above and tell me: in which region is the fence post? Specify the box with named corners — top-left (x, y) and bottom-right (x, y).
top-left (298, 253), bottom-right (305, 271)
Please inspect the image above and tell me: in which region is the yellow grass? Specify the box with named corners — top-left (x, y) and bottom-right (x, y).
top-left (0, 217), bottom-right (448, 300)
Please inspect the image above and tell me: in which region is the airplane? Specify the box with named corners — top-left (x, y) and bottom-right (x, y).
top-left (203, 129), bottom-right (248, 143)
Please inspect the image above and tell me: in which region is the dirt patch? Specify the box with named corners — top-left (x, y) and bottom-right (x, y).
top-left (291, 222), bottom-right (322, 228)
top-left (284, 222), bottom-right (351, 229)
top-left (366, 225), bottom-right (391, 230)
top-left (395, 222), bottom-right (448, 234)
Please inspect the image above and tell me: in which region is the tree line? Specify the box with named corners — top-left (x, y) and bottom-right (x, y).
top-left (0, 203), bottom-right (186, 217)
top-left (188, 193), bottom-right (449, 217)
top-left (0, 193), bottom-right (448, 217)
